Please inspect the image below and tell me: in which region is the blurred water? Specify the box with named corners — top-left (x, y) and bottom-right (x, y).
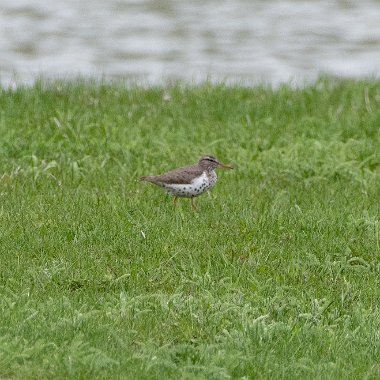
top-left (1, 0), bottom-right (380, 85)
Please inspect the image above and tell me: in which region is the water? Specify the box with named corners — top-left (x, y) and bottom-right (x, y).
top-left (1, 0), bottom-right (380, 86)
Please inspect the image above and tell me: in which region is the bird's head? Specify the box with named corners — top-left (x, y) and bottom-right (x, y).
top-left (198, 155), bottom-right (233, 170)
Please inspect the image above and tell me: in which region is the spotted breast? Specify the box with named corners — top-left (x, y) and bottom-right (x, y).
top-left (163, 171), bottom-right (217, 198)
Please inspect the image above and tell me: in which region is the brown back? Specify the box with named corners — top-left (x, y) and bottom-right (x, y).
top-left (145, 164), bottom-right (204, 184)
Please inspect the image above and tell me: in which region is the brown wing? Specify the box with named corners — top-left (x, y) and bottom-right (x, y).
top-left (153, 164), bottom-right (204, 184)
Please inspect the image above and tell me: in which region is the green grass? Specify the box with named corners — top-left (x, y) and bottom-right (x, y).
top-left (0, 77), bottom-right (380, 379)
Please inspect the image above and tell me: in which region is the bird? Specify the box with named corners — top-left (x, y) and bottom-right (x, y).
top-left (140, 155), bottom-right (233, 209)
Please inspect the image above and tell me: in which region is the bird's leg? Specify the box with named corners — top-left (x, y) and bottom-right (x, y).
top-left (191, 198), bottom-right (196, 210)
top-left (173, 196), bottom-right (178, 206)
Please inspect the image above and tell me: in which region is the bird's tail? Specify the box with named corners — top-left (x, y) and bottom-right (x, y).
top-left (139, 176), bottom-right (156, 183)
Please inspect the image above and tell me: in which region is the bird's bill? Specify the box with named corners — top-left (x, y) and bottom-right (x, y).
top-left (218, 162), bottom-right (233, 169)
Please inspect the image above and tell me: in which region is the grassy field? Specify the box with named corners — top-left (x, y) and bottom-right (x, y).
top-left (0, 77), bottom-right (379, 379)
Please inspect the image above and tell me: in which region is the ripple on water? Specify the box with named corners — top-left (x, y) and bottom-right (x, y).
top-left (1, 0), bottom-right (380, 85)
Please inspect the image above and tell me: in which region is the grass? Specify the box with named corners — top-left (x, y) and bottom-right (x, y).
top-left (0, 77), bottom-right (379, 379)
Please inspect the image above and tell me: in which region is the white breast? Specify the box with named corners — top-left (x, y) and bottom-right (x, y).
top-left (163, 171), bottom-right (217, 198)
top-left (206, 171), bottom-right (217, 189)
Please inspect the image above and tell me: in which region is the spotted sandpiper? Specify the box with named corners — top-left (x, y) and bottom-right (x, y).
top-left (140, 155), bottom-right (233, 208)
